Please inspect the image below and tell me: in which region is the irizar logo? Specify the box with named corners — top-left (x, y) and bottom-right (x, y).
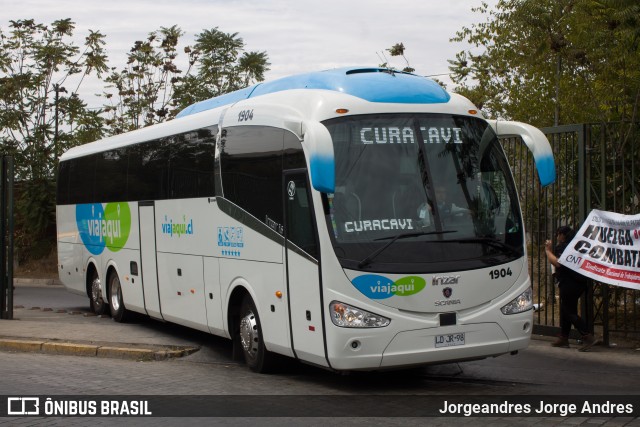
top-left (161, 215), bottom-right (194, 237)
top-left (76, 202), bottom-right (131, 255)
top-left (432, 275), bottom-right (461, 286)
top-left (351, 274), bottom-right (426, 300)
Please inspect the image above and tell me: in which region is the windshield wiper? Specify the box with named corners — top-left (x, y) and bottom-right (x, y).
top-left (357, 230), bottom-right (457, 269)
top-left (448, 237), bottom-right (521, 256)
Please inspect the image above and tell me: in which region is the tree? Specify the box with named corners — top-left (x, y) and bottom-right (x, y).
top-left (172, 28), bottom-right (270, 113)
top-left (379, 43), bottom-right (415, 73)
top-left (102, 25), bottom-right (184, 134)
top-left (103, 26), bottom-right (270, 134)
top-left (449, 0), bottom-right (640, 239)
top-left (0, 19), bottom-right (107, 252)
top-left (448, 0), bottom-right (640, 127)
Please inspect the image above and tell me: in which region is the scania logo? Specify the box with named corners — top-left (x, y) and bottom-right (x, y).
top-left (432, 275), bottom-right (460, 286)
top-left (442, 287), bottom-right (453, 298)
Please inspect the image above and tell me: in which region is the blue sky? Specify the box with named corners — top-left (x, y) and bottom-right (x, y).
top-left (2, 0), bottom-right (496, 107)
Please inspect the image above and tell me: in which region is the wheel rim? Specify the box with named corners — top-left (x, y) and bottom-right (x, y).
top-left (239, 309), bottom-right (259, 360)
top-left (91, 276), bottom-right (103, 308)
top-left (110, 276), bottom-right (121, 312)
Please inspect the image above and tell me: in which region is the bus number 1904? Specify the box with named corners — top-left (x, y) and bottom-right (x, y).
top-left (238, 109), bottom-right (254, 122)
top-left (489, 268), bottom-right (513, 280)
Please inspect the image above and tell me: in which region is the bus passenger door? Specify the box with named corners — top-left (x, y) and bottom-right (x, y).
top-left (139, 202), bottom-right (162, 319)
top-left (284, 171), bottom-right (328, 367)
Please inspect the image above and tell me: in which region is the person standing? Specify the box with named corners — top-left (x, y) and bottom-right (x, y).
top-left (544, 226), bottom-right (596, 351)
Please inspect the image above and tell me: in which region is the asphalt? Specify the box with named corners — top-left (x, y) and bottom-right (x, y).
top-left (2, 278), bottom-right (639, 365)
top-left (1, 279), bottom-right (202, 361)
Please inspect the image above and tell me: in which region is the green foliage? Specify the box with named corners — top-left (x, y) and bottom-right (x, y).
top-left (16, 178), bottom-right (56, 241)
top-left (172, 28), bottom-right (270, 113)
top-left (451, 0), bottom-right (640, 222)
top-left (449, 0), bottom-right (640, 127)
top-left (379, 42), bottom-right (415, 73)
top-left (0, 19), bottom-right (270, 262)
top-left (103, 26), bottom-right (270, 134)
top-left (0, 19), bottom-right (107, 245)
top-left (102, 25), bottom-right (184, 134)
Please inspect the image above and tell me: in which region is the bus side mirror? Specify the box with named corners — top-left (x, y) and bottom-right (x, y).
top-left (302, 121), bottom-right (335, 193)
top-left (487, 120), bottom-right (556, 187)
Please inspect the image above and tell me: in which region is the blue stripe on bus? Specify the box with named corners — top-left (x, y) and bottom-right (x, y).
top-left (176, 68), bottom-right (450, 118)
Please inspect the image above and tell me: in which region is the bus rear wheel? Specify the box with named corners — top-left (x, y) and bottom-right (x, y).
top-left (238, 295), bottom-right (277, 373)
top-left (109, 272), bottom-right (130, 323)
top-left (89, 272), bottom-right (107, 315)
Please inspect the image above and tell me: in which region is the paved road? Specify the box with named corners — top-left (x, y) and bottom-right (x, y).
top-left (2, 285), bottom-right (640, 425)
top-left (13, 284), bottom-right (87, 309)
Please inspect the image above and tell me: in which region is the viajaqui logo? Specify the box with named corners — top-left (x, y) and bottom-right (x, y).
top-left (161, 215), bottom-right (194, 238)
top-left (76, 202), bottom-right (131, 255)
top-left (351, 274), bottom-right (426, 300)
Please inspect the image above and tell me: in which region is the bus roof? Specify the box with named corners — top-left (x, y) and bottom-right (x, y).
top-left (61, 67), bottom-right (458, 162)
top-left (176, 67), bottom-right (450, 118)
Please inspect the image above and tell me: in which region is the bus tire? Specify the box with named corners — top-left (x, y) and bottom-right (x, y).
top-left (109, 272), bottom-right (130, 323)
top-left (88, 271), bottom-right (107, 315)
top-left (239, 295), bottom-right (276, 373)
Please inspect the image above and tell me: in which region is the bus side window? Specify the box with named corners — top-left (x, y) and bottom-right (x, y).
top-left (284, 132), bottom-right (318, 257)
top-left (283, 131), bottom-right (305, 170)
top-left (220, 126), bottom-right (284, 230)
top-left (57, 161), bottom-right (70, 205)
top-left (68, 154), bottom-right (96, 204)
top-left (169, 127), bottom-right (216, 199)
top-left (95, 148), bottom-right (127, 203)
top-left (286, 176), bottom-right (318, 258)
top-left (135, 137), bottom-right (170, 201)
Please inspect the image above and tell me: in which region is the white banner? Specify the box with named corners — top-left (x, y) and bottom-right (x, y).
top-left (558, 209), bottom-right (640, 291)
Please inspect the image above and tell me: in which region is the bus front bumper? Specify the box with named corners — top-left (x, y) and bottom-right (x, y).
top-left (327, 317), bottom-right (531, 371)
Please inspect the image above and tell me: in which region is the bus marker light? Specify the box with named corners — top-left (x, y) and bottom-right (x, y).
top-left (336, 108), bottom-right (349, 114)
top-left (190, 289), bottom-right (195, 294)
top-left (468, 109), bottom-right (478, 115)
top-left (275, 291), bottom-right (282, 298)
top-left (309, 326), bottom-right (315, 331)
top-left (177, 291), bottom-right (182, 296)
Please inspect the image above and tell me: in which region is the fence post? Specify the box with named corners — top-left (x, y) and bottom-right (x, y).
top-left (0, 156), bottom-right (14, 320)
top-left (0, 156), bottom-right (5, 318)
top-left (576, 124), bottom-right (597, 341)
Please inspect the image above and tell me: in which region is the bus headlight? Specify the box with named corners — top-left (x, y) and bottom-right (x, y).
top-left (330, 301), bottom-right (391, 328)
top-left (500, 287), bottom-right (533, 315)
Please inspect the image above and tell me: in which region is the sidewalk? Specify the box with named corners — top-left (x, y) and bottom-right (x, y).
top-left (3, 278), bottom-right (639, 365)
top-left (1, 278), bottom-right (201, 361)
top-left (13, 277), bottom-right (63, 287)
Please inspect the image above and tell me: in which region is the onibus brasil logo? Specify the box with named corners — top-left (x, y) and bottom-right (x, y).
top-left (351, 274), bottom-right (426, 299)
top-left (76, 202), bottom-right (131, 255)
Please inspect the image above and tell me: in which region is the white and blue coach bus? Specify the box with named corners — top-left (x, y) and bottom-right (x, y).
top-left (56, 67), bottom-right (555, 372)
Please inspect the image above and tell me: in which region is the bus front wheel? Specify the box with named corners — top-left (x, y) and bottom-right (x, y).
top-left (109, 272), bottom-right (130, 323)
top-left (238, 295), bottom-right (277, 373)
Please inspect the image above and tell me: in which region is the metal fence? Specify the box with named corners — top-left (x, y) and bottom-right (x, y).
top-left (502, 122), bottom-right (640, 344)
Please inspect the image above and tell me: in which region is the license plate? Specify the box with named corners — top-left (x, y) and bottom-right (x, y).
top-left (435, 332), bottom-right (465, 348)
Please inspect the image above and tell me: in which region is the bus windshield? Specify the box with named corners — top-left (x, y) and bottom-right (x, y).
top-left (322, 113), bottom-right (524, 273)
